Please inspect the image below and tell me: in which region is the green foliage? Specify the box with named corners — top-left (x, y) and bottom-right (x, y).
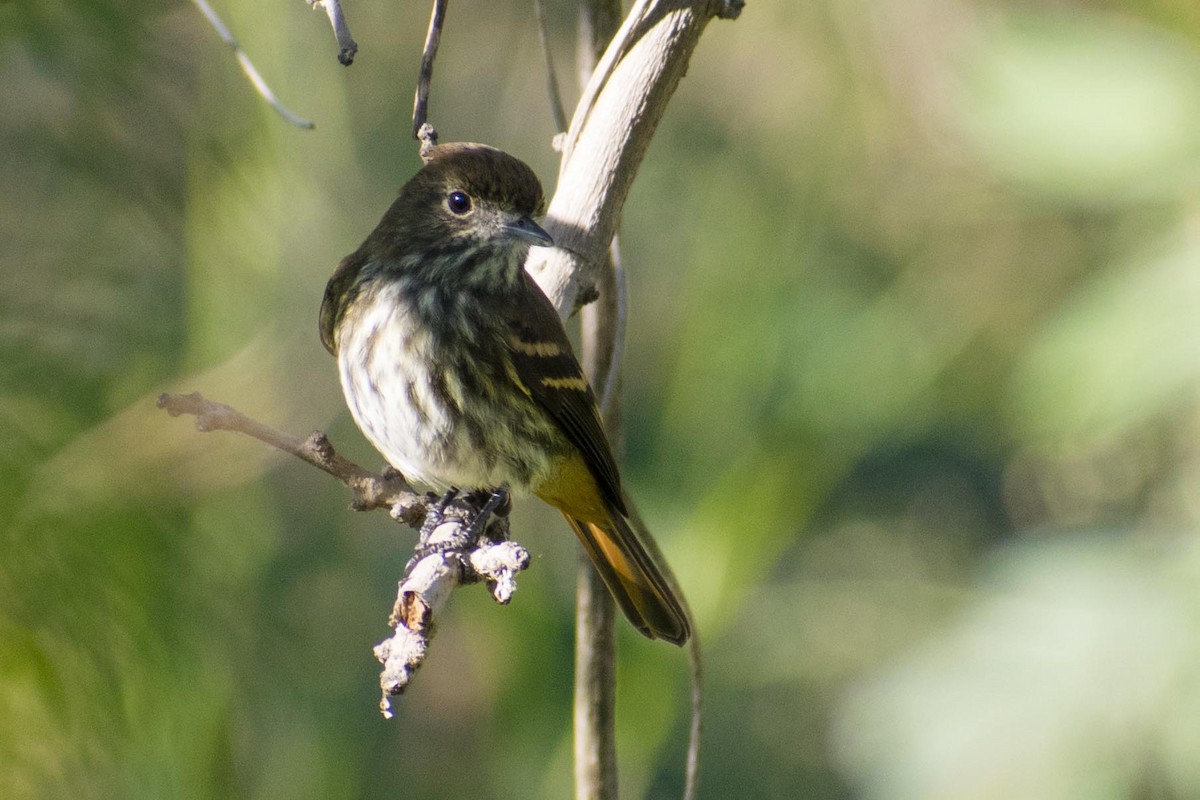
top-left (4, 0), bottom-right (1200, 797)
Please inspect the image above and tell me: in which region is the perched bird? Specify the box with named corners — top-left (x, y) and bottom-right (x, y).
top-left (319, 143), bottom-right (690, 645)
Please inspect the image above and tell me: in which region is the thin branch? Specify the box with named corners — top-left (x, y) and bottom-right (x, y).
top-left (308, 0), bottom-right (359, 66)
top-left (157, 391), bottom-right (422, 519)
top-left (575, 234), bottom-right (622, 800)
top-left (157, 392), bottom-right (530, 713)
top-left (623, 496), bottom-right (702, 800)
top-left (189, 0), bottom-right (316, 129)
top-left (412, 0), bottom-right (449, 140)
top-left (534, 0), bottom-right (570, 134)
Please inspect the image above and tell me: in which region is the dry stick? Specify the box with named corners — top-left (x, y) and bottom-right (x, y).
top-left (189, 0), bottom-right (316, 129)
top-left (573, 234), bottom-right (638, 800)
top-left (157, 392), bottom-right (421, 515)
top-left (412, 0), bottom-right (449, 140)
top-left (156, 392), bottom-right (529, 715)
top-left (309, 0), bottom-right (359, 66)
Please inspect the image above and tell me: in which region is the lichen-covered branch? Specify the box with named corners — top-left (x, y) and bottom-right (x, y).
top-left (376, 508), bottom-right (529, 716)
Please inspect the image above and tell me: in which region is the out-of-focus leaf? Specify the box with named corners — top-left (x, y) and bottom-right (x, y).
top-left (955, 10), bottom-right (1200, 204)
top-left (835, 533), bottom-right (1200, 800)
top-left (1010, 232), bottom-right (1200, 444)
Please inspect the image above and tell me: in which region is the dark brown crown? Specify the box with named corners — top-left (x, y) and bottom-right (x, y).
top-left (415, 143), bottom-right (545, 216)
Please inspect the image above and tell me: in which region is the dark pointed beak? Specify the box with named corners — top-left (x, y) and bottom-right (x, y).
top-left (506, 215), bottom-right (554, 247)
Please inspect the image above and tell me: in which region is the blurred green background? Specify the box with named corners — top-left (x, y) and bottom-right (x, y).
top-left (5, 0), bottom-right (1200, 797)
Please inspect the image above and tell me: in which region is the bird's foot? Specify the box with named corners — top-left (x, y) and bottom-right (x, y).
top-left (416, 488), bottom-right (460, 542)
top-left (463, 488), bottom-right (510, 542)
top-left (409, 488), bottom-right (510, 567)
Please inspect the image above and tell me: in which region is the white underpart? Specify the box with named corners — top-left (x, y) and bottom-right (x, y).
top-left (337, 281), bottom-right (553, 494)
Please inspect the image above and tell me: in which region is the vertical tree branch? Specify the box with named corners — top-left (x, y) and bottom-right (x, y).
top-left (573, 4), bottom-right (624, 799)
top-left (556, 2), bottom-right (736, 798)
top-left (575, 246), bottom-right (623, 799)
top-left (574, 530), bottom-right (619, 800)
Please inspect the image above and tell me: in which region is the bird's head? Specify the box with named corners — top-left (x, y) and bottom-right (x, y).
top-left (321, 143), bottom-right (552, 353)
top-left (377, 143), bottom-right (553, 271)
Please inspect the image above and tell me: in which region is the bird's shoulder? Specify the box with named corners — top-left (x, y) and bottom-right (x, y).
top-left (320, 248), bottom-right (372, 355)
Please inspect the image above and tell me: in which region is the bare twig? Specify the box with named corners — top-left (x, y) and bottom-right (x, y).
top-left (686, 634), bottom-right (703, 800)
top-left (157, 391), bottom-right (530, 712)
top-left (622, 497), bottom-right (702, 800)
top-left (575, 238), bottom-right (622, 800)
top-left (308, 0), bottom-right (359, 66)
top-left (189, 0), bottom-right (316, 129)
top-left (534, 0), bottom-right (570, 134)
top-left (412, 0), bottom-right (449, 139)
top-left (157, 391), bottom-right (423, 520)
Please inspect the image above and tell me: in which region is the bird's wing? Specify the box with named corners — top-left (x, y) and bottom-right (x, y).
top-left (500, 273), bottom-right (626, 514)
top-left (319, 250), bottom-right (368, 355)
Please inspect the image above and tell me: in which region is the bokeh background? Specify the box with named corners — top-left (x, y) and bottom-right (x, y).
top-left (5, 0), bottom-right (1200, 797)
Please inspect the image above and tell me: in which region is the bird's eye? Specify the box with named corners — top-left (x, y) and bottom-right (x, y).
top-left (447, 191), bottom-right (472, 214)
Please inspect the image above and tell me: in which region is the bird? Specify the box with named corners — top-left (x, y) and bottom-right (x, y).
top-left (319, 142), bottom-right (690, 646)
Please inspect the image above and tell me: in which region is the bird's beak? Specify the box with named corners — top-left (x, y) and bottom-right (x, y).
top-left (505, 215), bottom-right (554, 247)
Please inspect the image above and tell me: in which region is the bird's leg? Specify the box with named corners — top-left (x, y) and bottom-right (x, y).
top-left (408, 487), bottom-right (510, 567)
top-left (407, 488), bottom-right (466, 567)
top-left (464, 488), bottom-right (510, 542)
top-left (416, 487), bottom-right (460, 544)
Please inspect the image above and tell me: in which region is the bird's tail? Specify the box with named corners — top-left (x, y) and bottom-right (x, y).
top-left (562, 502), bottom-right (691, 646)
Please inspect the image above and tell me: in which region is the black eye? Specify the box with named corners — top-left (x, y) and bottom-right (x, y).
top-left (447, 191), bottom-right (472, 214)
